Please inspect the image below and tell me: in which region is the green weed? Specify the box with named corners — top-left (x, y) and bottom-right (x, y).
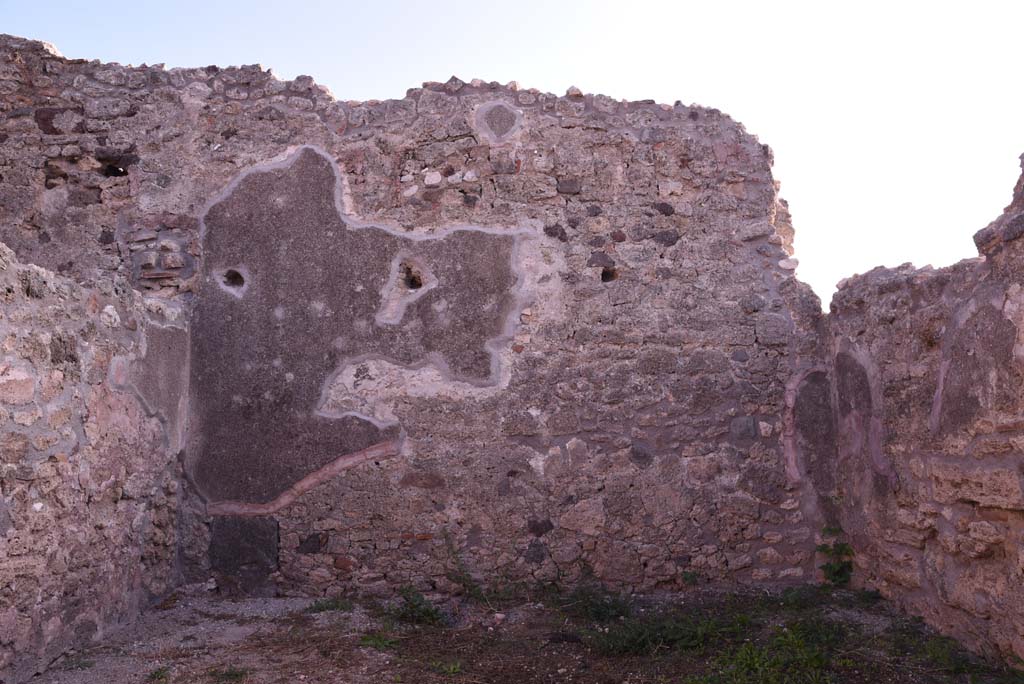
top-left (360, 632), bottom-right (398, 650)
top-left (559, 585), bottom-right (632, 623)
top-left (686, 628), bottom-right (832, 684)
top-left (146, 666), bottom-right (170, 682)
top-left (816, 540), bottom-right (854, 586)
top-left (391, 586), bottom-right (443, 625)
top-left (592, 612), bottom-right (753, 656)
top-left (61, 656), bottom-right (95, 671)
top-left (306, 596), bottom-right (353, 613)
top-left (430, 659), bottom-right (462, 675)
top-left (922, 635), bottom-right (974, 674)
top-left (778, 585), bottom-right (827, 610)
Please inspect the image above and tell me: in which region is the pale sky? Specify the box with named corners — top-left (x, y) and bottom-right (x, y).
top-left (4, 0), bottom-right (1023, 302)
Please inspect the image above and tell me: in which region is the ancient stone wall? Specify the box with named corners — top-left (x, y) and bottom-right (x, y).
top-left (2, 31), bottom-right (1023, 680)
top-left (0, 242), bottom-right (182, 682)
top-left (823, 162), bottom-right (1024, 664)
top-left (0, 34), bottom-right (829, 677)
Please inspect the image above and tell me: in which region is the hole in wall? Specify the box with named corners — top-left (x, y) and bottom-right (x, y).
top-left (375, 256), bottom-right (436, 325)
top-left (102, 164), bottom-right (128, 177)
top-left (216, 267), bottom-right (249, 298)
top-left (402, 263), bottom-right (423, 290)
top-left (94, 148), bottom-right (139, 177)
top-left (223, 269), bottom-right (245, 288)
top-left (601, 267), bottom-right (618, 282)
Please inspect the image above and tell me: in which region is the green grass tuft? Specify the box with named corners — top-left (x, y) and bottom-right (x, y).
top-left (430, 659), bottom-right (462, 675)
top-left (559, 585), bottom-right (632, 623)
top-left (147, 666), bottom-right (170, 682)
top-left (778, 585), bottom-right (827, 610)
top-left (391, 586), bottom-right (444, 625)
top-left (360, 632), bottom-right (398, 650)
top-left (592, 612), bottom-right (754, 656)
top-left (306, 596), bottom-right (353, 613)
top-left (921, 635), bottom-right (974, 674)
top-left (685, 627), bottom-right (832, 684)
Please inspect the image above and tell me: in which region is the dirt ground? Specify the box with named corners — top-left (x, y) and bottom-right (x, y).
top-left (35, 583), bottom-right (1024, 684)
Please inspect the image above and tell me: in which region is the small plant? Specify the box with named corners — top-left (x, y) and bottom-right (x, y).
top-left (686, 627), bottom-right (832, 684)
top-left (430, 659), bottom-right (463, 675)
top-left (445, 567), bottom-right (488, 603)
top-left (816, 529), bottom-right (854, 586)
top-left (921, 635), bottom-right (973, 674)
top-left (484, 580), bottom-right (530, 605)
top-left (787, 616), bottom-right (845, 651)
top-left (682, 570), bottom-right (700, 586)
top-left (591, 615), bottom-right (687, 656)
top-left (359, 632), bottom-right (398, 650)
top-left (559, 585), bottom-right (632, 623)
top-left (893, 627), bottom-right (1024, 681)
top-left (391, 586), bottom-right (443, 625)
top-left (442, 530), bottom-right (489, 604)
top-left (591, 612), bottom-right (754, 656)
top-left (147, 666), bottom-right (171, 682)
top-left (531, 580), bottom-right (564, 604)
top-left (208, 666), bottom-right (249, 682)
top-left (778, 585), bottom-right (826, 610)
top-left (306, 596), bottom-right (353, 613)
top-left (61, 656), bottom-right (95, 671)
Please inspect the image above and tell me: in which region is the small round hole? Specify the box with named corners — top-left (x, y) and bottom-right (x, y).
top-left (102, 164), bottom-right (128, 177)
top-left (402, 264), bottom-right (422, 290)
top-left (222, 269), bottom-right (245, 288)
top-left (600, 267), bottom-right (618, 282)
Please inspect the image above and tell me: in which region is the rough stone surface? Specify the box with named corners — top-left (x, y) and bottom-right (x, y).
top-left (1, 32), bottom-right (1023, 680)
top-left (0, 242), bottom-right (179, 682)
top-left (827, 165), bottom-right (1024, 664)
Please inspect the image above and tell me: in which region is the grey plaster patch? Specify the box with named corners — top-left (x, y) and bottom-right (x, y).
top-left (0, 496), bottom-right (11, 537)
top-left (128, 322), bottom-right (189, 453)
top-left (793, 369), bottom-right (839, 523)
top-left (836, 351), bottom-right (872, 418)
top-left (190, 146), bottom-right (533, 505)
top-left (835, 348), bottom-right (894, 494)
top-left (934, 300), bottom-right (1019, 434)
top-left (473, 101), bottom-right (523, 143)
top-left (794, 370), bottom-right (837, 485)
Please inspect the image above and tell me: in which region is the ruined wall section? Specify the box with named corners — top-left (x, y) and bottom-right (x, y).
top-left (0, 31), bottom-right (828, 663)
top-left (0, 243), bottom-right (183, 682)
top-left (7, 29), bottom-right (1024, 673)
top-left (826, 157), bottom-right (1024, 664)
